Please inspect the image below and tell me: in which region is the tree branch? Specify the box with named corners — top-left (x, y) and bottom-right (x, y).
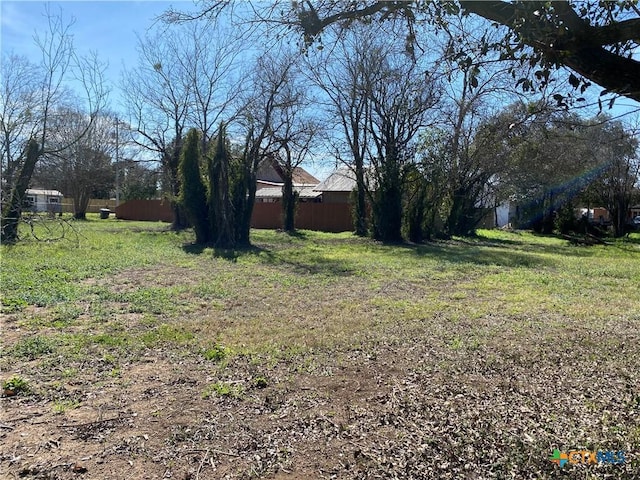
top-left (460, 0), bottom-right (640, 102)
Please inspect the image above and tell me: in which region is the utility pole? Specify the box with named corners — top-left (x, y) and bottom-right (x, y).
top-left (115, 117), bottom-right (120, 207)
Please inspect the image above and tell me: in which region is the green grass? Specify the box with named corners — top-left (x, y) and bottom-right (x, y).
top-left (2, 215), bottom-right (639, 478)
top-left (2, 216), bottom-right (639, 358)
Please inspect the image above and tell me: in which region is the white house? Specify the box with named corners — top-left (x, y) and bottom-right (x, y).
top-left (24, 189), bottom-right (64, 214)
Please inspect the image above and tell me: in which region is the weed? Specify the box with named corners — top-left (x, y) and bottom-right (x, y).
top-left (2, 375), bottom-right (30, 396)
top-left (1, 297), bottom-right (28, 313)
top-left (53, 399), bottom-right (81, 414)
top-left (61, 368), bottom-right (78, 378)
top-left (11, 336), bottom-right (57, 359)
top-left (140, 324), bottom-right (194, 347)
top-left (102, 353), bottom-right (117, 365)
top-left (50, 304), bottom-right (84, 327)
top-left (203, 343), bottom-right (231, 362)
top-left (202, 381), bottom-right (244, 399)
top-left (253, 376), bottom-right (268, 389)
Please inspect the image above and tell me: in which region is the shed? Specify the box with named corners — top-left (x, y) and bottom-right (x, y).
top-left (24, 189), bottom-right (64, 214)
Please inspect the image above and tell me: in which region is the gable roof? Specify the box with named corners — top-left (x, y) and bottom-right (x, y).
top-left (256, 155), bottom-right (320, 186)
top-left (292, 166), bottom-right (320, 185)
top-left (314, 167), bottom-right (357, 192)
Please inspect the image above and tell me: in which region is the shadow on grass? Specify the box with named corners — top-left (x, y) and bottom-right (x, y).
top-left (182, 242), bottom-right (267, 262)
top-left (461, 232), bottom-right (614, 259)
top-left (181, 239), bottom-right (356, 276)
top-left (278, 229), bottom-right (309, 240)
top-left (180, 228), bottom-right (638, 274)
top-left (402, 242), bottom-right (555, 268)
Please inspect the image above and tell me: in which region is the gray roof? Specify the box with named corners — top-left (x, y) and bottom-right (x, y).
top-left (255, 185), bottom-right (322, 199)
top-left (314, 167), bottom-right (357, 192)
top-left (26, 189), bottom-right (64, 197)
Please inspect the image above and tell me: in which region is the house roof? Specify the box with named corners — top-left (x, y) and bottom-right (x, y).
top-left (256, 155), bottom-right (320, 186)
top-left (26, 189), bottom-right (64, 197)
top-left (292, 167), bottom-right (320, 185)
top-left (255, 185), bottom-right (322, 199)
top-left (314, 167), bottom-right (357, 192)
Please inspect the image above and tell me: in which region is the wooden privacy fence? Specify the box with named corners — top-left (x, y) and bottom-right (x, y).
top-left (252, 202), bottom-right (354, 232)
top-left (113, 199), bottom-right (355, 233)
top-left (115, 199), bottom-right (174, 223)
top-left (61, 198), bottom-right (116, 214)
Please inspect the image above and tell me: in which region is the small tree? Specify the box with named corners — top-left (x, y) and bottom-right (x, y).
top-left (207, 123), bottom-right (235, 248)
top-left (179, 129), bottom-right (209, 244)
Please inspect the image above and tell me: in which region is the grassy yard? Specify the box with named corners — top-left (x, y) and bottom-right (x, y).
top-left (1, 215), bottom-right (639, 479)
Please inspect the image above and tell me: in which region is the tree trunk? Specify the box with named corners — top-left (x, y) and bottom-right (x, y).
top-left (354, 162), bottom-right (368, 236)
top-left (73, 190), bottom-right (90, 220)
top-left (611, 193), bottom-right (629, 238)
top-left (236, 162), bottom-right (256, 247)
top-left (171, 201), bottom-right (189, 230)
top-left (1, 139), bottom-right (40, 243)
top-left (282, 174), bottom-right (296, 232)
top-left (372, 158), bottom-right (403, 243)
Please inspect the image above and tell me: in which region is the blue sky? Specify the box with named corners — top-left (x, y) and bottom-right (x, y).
top-left (0, 0), bottom-right (335, 177)
top-left (1, 0), bottom-right (198, 107)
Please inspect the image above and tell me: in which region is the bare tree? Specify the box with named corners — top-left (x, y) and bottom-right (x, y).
top-left (0, 54), bottom-right (40, 196)
top-left (230, 49), bottom-right (303, 243)
top-left (431, 20), bottom-right (526, 236)
top-left (121, 18), bottom-right (241, 230)
top-left (264, 54), bottom-right (319, 232)
top-left (363, 42), bottom-right (440, 242)
top-left (305, 26), bottom-right (375, 236)
top-left (36, 111), bottom-right (115, 219)
top-left (1, 5), bottom-right (107, 243)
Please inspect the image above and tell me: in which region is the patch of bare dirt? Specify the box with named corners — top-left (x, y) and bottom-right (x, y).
top-left (2, 328), bottom-right (639, 479)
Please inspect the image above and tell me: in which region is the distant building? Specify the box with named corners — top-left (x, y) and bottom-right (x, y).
top-left (254, 155), bottom-right (320, 202)
top-left (24, 189), bottom-right (63, 214)
top-left (313, 167), bottom-right (357, 204)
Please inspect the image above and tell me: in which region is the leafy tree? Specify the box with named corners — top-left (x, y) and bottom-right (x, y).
top-left (120, 161), bottom-right (158, 201)
top-left (481, 105), bottom-right (637, 236)
top-left (583, 121), bottom-right (639, 236)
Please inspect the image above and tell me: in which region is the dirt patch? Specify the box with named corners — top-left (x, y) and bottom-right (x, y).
top-left (3, 328), bottom-right (639, 479)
